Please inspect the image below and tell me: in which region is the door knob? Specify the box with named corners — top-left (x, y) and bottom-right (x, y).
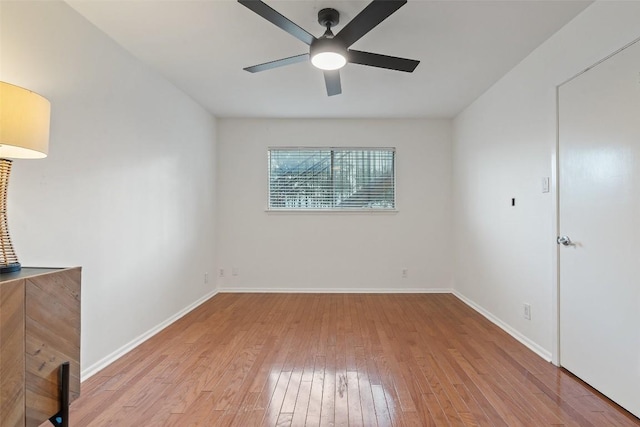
top-left (557, 235), bottom-right (573, 246)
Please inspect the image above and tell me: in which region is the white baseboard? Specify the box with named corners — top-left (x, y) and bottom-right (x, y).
top-left (452, 290), bottom-right (552, 362)
top-left (81, 289), bottom-right (218, 381)
top-left (218, 287), bottom-right (453, 294)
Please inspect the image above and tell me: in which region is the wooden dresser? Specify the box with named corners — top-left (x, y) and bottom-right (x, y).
top-left (0, 267), bottom-right (81, 427)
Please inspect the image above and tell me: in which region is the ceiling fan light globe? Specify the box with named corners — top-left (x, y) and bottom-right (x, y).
top-left (311, 51), bottom-right (347, 70)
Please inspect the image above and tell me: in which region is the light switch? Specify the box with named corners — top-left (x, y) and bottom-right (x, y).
top-left (542, 177), bottom-right (550, 193)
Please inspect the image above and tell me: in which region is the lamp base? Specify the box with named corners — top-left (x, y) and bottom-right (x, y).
top-left (0, 159), bottom-right (21, 273)
top-left (0, 262), bottom-right (21, 274)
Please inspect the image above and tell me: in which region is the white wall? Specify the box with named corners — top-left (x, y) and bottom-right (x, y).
top-left (216, 119), bottom-right (452, 292)
top-left (7, 0), bottom-right (634, 383)
top-left (452, 1), bottom-right (640, 360)
top-left (0, 1), bottom-right (218, 375)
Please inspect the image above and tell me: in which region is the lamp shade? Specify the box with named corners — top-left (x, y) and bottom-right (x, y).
top-left (0, 81), bottom-right (50, 159)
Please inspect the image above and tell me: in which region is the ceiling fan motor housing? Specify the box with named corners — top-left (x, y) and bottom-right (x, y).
top-left (310, 36), bottom-right (347, 60)
top-left (318, 8), bottom-right (339, 29)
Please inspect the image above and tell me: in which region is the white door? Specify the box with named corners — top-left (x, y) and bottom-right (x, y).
top-left (558, 39), bottom-right (640, 419)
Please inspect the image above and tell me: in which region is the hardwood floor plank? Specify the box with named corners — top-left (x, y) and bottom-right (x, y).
top-left (290, 379), bottom-right (312, 426)
top-left (66, 294), bottom-right (640, 427)
top-left (320, 345), bottom-right (336, 427)
top-left (305, 355), bottom-right (326, 427)
top-left (228, 391), bottom-right (260, 426)
top-left (263, 370), bottom-right (292, 426)
top-left (445, 350), bottom-right (509, 426)
top-left (452, 383), bottom-right (492, 427)
top-left (422, 391), bottom-right (452, 426)
top-left (471, 345), bottom-right (570, 425)
top-left (371, 384), bottom-right (393, 427)
top-left (354, 346), bottom-right (378, 427)
top-left (333, 370), bottom-right (349, 427)
top-left (169, 391), bottom-right (216, 426)
top-left (276, 412), bottom-right (293, 427)
top-left (346, 371), bottom-right (363, 427)
top-left (421, 354), bottom-right (464, 425)
top-left (280, 369), bottom-right (303, 415)
top-left (68, 389), bottom-right (118, 427)
top-left (211, 345), bottom-right (262, 411)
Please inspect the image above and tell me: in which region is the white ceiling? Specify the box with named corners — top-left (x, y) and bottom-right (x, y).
top-left (67, 0), bottom-right (591, 118)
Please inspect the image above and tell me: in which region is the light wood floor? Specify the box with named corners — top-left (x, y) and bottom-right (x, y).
top-left (68, 293), bottom-right (640, 426)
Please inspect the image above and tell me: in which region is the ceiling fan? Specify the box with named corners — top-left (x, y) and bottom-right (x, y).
top-left (238, 0), bottom-right (420, 96)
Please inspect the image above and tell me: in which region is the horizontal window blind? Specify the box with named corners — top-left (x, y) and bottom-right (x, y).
top-left (268, 148), bottom-right (395, 210)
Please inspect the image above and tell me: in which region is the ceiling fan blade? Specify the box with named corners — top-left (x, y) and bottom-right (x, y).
top-left (244, 53), bottom-right (309, 73)
top-left (324, 70), bottom-right (342, 96)
top-left (335, 0), bottom-right (406, 48)
top-left (238, 0), bottom-right (316, 46)
top-left (348, 49), bottom-right (419, 72)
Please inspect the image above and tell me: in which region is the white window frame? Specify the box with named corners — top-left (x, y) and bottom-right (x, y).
top-left (267, 147), bottom-right (397, 212)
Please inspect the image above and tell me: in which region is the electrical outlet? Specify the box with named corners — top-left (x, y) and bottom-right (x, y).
top-left (402, 269), bottom-right (408, 279)
top-left (218, 268), bottom-right (225, 278)
top-left (523, 303), bottom-right (531, 320)
top-left (204, 272), bottom-right (209, 284)
top-left (232, 267), bottom-right (239, 277)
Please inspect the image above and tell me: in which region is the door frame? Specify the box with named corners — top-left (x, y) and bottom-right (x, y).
top-left (551, 36), bottom-right (640, 367)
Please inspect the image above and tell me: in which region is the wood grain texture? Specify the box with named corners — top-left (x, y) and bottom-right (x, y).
top-left (69, 293), bottom-right (640, 426)
top-left (0, 267), bottom-right (81, 427)
top-left (0, 278), bottom-right (26, 426)
top-left (25, 267), bottom-right (81, 425)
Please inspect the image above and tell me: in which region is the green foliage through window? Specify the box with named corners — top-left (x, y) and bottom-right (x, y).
top-left (268, 148), bottom-right (395, 210)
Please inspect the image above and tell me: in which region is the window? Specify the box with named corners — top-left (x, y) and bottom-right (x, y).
top-left (268, 147), bottom-right (395, 210)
